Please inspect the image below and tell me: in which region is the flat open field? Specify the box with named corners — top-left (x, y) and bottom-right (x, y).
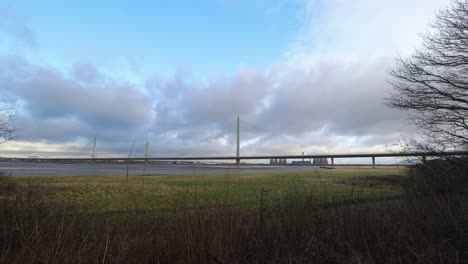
top-left (4, 165), bottom-right (465, 263)
top-left (6, 166), bottom-right (407, 214)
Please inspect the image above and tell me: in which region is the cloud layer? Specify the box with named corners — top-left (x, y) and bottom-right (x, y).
top-left (0, 0), bottom-right (449, 158)
top-left (0, 54), bottom-right (412, 157)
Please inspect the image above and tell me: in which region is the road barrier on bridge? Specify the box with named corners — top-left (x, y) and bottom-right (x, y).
top-left (3, 151), bottom-right (468, 168)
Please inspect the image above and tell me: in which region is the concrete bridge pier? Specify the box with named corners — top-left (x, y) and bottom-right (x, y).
top-left (331, 157), bottom-right (334, 169)
top-left (372, 156), bottom-right (376, 168)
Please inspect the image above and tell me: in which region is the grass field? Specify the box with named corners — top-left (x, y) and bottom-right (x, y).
top-left (2, 163), bottom-right (467, 263)
top-left (7, 166), bottom-right (407, 214)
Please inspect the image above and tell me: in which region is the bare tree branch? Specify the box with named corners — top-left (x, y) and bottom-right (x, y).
top-left (0, 101), bottom-right (17, 144)
top-left (387, 0), bottom-right (468, 148)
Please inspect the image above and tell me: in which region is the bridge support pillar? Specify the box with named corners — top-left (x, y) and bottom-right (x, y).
top-left (236, 158), bottom-right (240, 167)
top-left (372, 156), bottom-right (376, 168)
top-left (331, 157), bottom-right (334, 169)
top-left (422, 155), bottom-right (427, 165)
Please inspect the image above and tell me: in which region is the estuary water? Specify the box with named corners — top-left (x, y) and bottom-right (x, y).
top-left (0, 162), bottom-right (322, 177)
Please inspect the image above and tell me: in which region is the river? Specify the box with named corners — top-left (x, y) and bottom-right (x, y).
top-left (0, 161), bottom-right (322, 176)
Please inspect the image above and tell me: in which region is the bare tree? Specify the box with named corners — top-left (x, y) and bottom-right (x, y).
top-left (388, 0), bottom-right (468, 149)
top-left (0, 101), bottom-right (16, 144)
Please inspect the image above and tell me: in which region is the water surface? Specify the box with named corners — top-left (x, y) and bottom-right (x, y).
top-left (0, 162), bottom-right (322, 176)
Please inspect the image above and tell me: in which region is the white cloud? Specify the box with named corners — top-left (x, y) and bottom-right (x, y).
top-left (0, 0), bottom-right (451, 158)
top-left (288, 0), bottom-right (448, 63)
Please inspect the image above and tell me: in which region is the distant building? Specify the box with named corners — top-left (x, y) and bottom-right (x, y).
top-left (271, 158), bottom-right (287, 165)
top-left (312, 158), bottom-right (329, 166)
top-left (291, 160), bottom-right (311, 166)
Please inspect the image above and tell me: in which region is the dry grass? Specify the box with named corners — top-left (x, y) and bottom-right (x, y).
top-left (0, 164), bottom-right (466, 263)
top-left (7, 167), bottom-right (405, 213)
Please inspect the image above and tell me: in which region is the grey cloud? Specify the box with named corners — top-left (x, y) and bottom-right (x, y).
top-left (0, 55), bottom-right (154, 154)
top-left (1, 55), bottom-right (413, 157)
top-left (1, 58), bottom-right (152, 130)
top-left (257, 58), bottom-right (410, 137)
top-left (146, 69), bottom-right (271, 150)
top-left (13, 114), bottom-right (92, 143)
top-left (143, 58), bottom-right (413, 156)
top-left (185, 69), bottom-right (270, 123)
top-left (71, 62), bottom-right (102, 83)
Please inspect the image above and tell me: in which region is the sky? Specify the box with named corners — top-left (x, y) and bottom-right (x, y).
top-left (0, 0), bottom-right (450, 158)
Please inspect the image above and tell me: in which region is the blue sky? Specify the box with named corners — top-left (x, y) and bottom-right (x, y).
top-left (0, 0), bottom-right (449, 158)
top-left (5, 0), bottom-right (302, 80)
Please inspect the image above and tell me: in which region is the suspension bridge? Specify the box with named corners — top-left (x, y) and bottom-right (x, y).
top-left (2, 116), bottom-right (468, 167)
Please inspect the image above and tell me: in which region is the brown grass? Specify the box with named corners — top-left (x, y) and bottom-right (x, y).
top-left (0, 162), bottom-right (467, 263)
top-left (336, 175), bottom-right (408, 188)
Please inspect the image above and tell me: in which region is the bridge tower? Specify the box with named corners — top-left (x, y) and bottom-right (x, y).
top-left (236, 115), bottom-right (240, 166)
top-left (145, 141), bottom-right (150, 164)
top-left (91, 137), bottom-right (96, 159)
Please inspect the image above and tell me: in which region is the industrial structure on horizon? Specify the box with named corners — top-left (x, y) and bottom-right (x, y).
top-left (269, 158), bottom-right (329, 166)
top-left (269, 152), bottom-right (330, 166)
